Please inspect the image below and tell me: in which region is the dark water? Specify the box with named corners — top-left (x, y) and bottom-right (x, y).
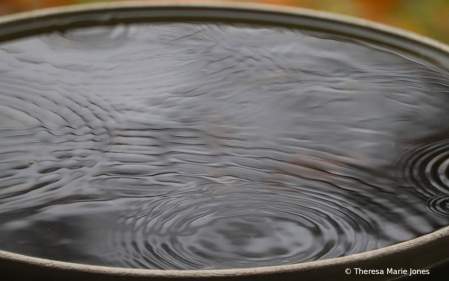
top-left (0, 23), bottom-right (449, 270)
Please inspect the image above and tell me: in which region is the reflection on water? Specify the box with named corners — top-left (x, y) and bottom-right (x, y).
top-left (0, 23), bottom-right (449, 269)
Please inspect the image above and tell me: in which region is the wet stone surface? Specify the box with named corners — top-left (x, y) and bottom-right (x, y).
top-left (0, 23), bottom-right (449, 269)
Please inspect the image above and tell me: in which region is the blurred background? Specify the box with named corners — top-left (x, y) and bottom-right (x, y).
top-left (0, 0), bottom-right (448, 44)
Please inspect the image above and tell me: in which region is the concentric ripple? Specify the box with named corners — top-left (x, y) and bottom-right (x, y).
top-left (0, 22), bottom-right (449, 270)
top-left (105, 183), bottom-right (379, 269)
top-left (427, 196), bottom-right (449, 217)
top-left (396, 136), bottom-right (449, 199)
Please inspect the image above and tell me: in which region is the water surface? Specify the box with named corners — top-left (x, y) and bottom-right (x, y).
top-left (0, 23), bottom-right (449, 269)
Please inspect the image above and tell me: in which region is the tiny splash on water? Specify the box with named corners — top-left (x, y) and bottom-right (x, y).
top-left (0, 22), bottom-right (449, 270)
